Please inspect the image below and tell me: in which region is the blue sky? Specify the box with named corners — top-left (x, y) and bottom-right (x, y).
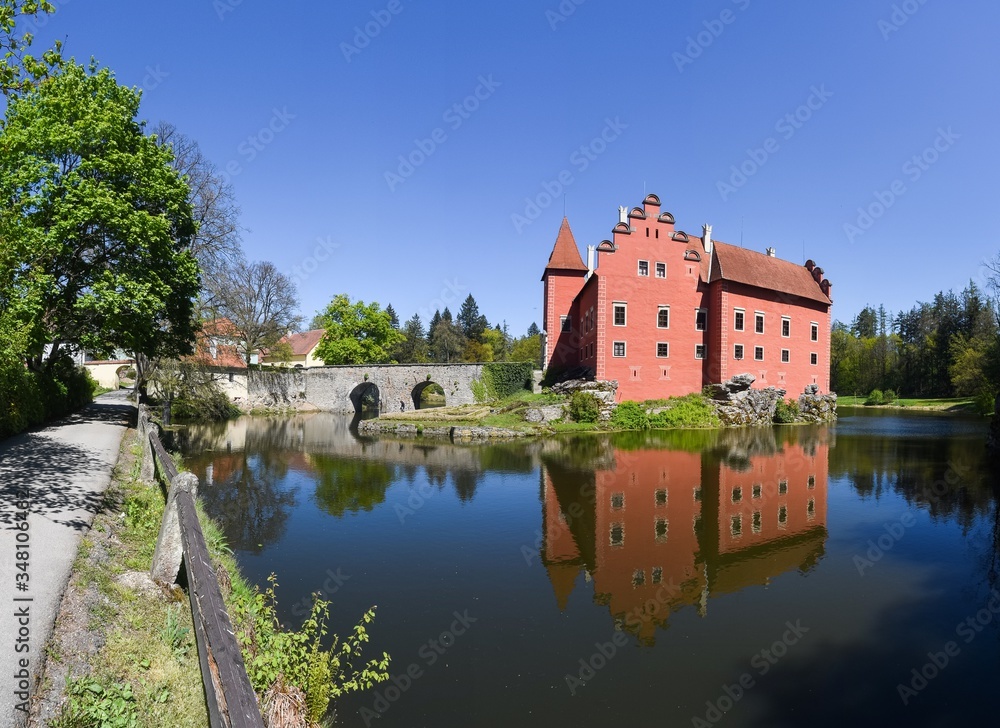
top-left (26, 0), bottom-right (1000, 335)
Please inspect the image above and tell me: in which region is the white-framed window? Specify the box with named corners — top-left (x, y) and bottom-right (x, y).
top-left (613, 341), bottom-right (626, 357)
top-left (611, 492), bottom-right (624, 509)
top-left (656, 342), bottom-right (669, 358)
top-left (560, 315), bottom-right (570, 333)
top-left (752, 511), bottom-right (762, 533)
top-left (732, 487), bottom-right (742, 503)
top-left (734, 309), bottom-right (745, 332)
top-left (810, 352), bottom-right (818, 365)
top-left (655, 489), bottom-right (667, 506)
top-left (811, 322), bottom-right (819, 342)
top-left (778, 505), bottom-right (788, 526)
top-left (695, 344), bottom-right (705, 360)
top-left (752, 483), bottom-right (762, 499)
top-left (734, 344), bottom-right (745, 360)
top-left (781, 317), bottom-right (791, 337)
top-left (657, 306), bottom-right (670, 328)
top-left (754, 346), bottom-right (764, 361)
top-left (638, 260), bottom-right (649, 277)
top-left (731, 515), bottom-right (742, 537)
top-left (655, 262), bottom-right (666, 278)
top-left (778, 479), bottom-right (788, 495)
top-left (808, 475), bottom-right (816, 489)
top-left (610, 523), bottom-right (624, 546)
top-left (755, 312), bottom-right (765, 334)
top-left (613, 303), bottom-right (627, 326)
top-left (781, 349), bottom-right (790, 363)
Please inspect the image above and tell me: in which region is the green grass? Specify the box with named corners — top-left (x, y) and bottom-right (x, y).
top-left (838, 395), bottom-right (977, 412)
top-left (50, 431), bottom-right (209, 728)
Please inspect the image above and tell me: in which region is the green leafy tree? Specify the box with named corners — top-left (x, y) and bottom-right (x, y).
top-left (1, 1), bottom-right (62, 95)
top-left (314, 294), bottom-right (404, 364)
top-left (0, 61), bottom-right (200, 375)
top-left (509, 334), bottom-right (542, 368)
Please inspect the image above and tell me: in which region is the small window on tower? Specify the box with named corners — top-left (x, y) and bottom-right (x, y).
top-left (638, 260), bottom-right (649, 277)
top-left (560, 316), bottom-right (570, 333)
top-left (754, 346), bottom-right (764, 361)
top-left (755, 313), bottom-right (765, 334)
top-left (656, 343), bottom-right (669, 358)
top-left (613, 341), bottom-right (626, 357)
top-left (781, 317), bottom-right (791, 337)
top-left (811, 323), bottom-right (819, 342)
top-left (655, 262), bottom-right (666, 278)
top-left (657, 306), bottom-right (670, 329)
top-left (734, 344), bottom-right (744, 360)
top-left (695, 308), bottom-right (707, 332)
top-left (613, 304), bottom-right (627, 326)
top-left (810, 352), bottom-right (818, 365)
top-left (695, 344), bottom-right (705, 360)
top-left (734, 310), bottom-right (745, 331)
top-left (781, 349), bottom-right (790, 363)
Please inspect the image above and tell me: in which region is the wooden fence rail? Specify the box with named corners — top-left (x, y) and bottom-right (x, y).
top-left (138, 406), bottom-right (265, 728)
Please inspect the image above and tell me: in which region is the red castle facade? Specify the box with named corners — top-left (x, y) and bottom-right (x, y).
top-left (541, 194), bottom-right (833, 401)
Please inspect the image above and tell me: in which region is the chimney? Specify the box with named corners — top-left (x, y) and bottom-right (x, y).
top-left (619, 206), bottom-right (628, 224)
top-left (821, 279), bottom-right (832, 297)
top-left (812, 266), bottom-right (824, 284)
top-left (586, 245), bottom-right (596, 277)
top-left (766, 247), bottom-right (776, 257)
top-left (702, 224), bottom-right (713, 253)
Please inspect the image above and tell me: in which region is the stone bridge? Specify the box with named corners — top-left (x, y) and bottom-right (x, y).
top-left (245, 363), bottom-right (487, 414)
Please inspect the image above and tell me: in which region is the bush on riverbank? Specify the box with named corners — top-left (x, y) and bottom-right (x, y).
top-left (773, 398), bottom-right (800, 424)
top-left (568, 391), bottom-right (601, 423)
top-left (647, 394), bottom-right (721, 429)
top-left (611, 401), bottom-right (649, 430)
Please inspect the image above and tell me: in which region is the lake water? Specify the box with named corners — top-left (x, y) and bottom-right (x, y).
top-left (177, 408), bottom-right (1000, 727)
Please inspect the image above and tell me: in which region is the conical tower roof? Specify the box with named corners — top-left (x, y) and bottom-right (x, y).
top-left (542, 218), bottom-right (588, 279)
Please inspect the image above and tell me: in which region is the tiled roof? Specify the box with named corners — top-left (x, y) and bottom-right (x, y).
top-left (279, 329), bottom-right (325, 357)
top-left (543, 218), bottom-right (588, 275)
top-left (711, 241), bottom-right (831, 305)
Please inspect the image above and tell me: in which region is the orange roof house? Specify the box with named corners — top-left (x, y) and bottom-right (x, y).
top-left (262, 329), bottom-right (326, 368)
top-left (541, 193), bottom-right (833, 401)
top-left (187, 318), bottom-right (249, 369)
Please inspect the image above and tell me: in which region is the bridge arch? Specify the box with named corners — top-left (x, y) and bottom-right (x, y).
top-left (412, 380), bottom-right (446, 410)
top-left (349, 382), bottom-right (380, 414)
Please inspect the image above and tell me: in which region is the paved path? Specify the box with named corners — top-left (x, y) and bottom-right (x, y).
top-left (0, 390), bottom-right (132, 728)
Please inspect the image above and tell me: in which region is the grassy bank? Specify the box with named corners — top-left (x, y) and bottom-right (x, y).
top-left (35, 429), bottom-right (209, 727)
top-left (837, 395), bottom-right (979, 412)
top-left (37, 420), bottom-right (391, 727)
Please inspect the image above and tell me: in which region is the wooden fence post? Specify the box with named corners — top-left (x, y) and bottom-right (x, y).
top-left (150, 471), bottom-right (199, 585)
top-left (137, 406), bottom-right (155, 483)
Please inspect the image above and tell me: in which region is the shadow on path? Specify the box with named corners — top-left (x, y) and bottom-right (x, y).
top-left (0, 397), bottom-right (133, 530)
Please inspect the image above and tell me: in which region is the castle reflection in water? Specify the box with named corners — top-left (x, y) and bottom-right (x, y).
top-left (540, 430), bottom-right (829, 644)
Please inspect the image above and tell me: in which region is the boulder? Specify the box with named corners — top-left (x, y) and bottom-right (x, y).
top-left (708, 374), bottom-right (787, 426)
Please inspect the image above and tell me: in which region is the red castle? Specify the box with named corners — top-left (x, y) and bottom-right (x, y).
top-left (541, 194), bottom-right (832, 401)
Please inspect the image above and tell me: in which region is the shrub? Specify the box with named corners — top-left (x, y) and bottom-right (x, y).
top-left (865, 389), bottom-right (885, 405)
top-left (648, 394), bottom-right (720, 429)
top-left (610, 401), bottom-right (649, 430)
top-left (773, 398), bottom-right (800, 424)
top-left (481, 362), bottom-right (533, 400)
top-left (974, 388), bottom-right (997, 416)
top-left (883, 389), bottom-right (897, 403)
top-left (568, 391), bottom-right (601, 423)
top-left (0, 355), bottom-right (94, 439)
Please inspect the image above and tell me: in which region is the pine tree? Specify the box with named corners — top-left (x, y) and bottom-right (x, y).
top-left (527, 322), bottom-right (540, 337)
top-left (385, 303), bottom-right (400, 329)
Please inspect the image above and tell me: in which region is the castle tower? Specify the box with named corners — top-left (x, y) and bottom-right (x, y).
top-left (541, 218), bottom-right (588, 370)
